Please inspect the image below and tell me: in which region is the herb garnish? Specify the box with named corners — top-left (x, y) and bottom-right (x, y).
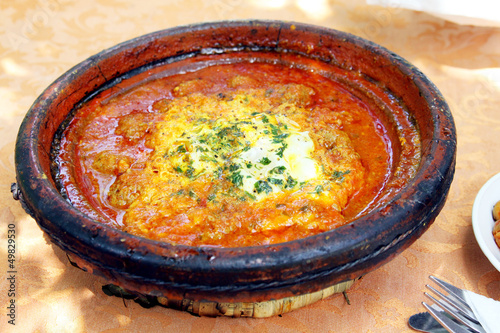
top-left (268, 177), bottom-right (284, 186)
top-left (331, 170), bottom-right (351, 182)
top-left (311, 185), bottom-right (324, 195)
top-left (177, 145), bottom-right (187, 153)
top-left (270, 166), bottom-right (286, 174)
top-left (285, 176), bottom-right (298, 189)
top-left (228, 171), bottom-right (243, 187)
top-left (229, 163), bottom-right (240, 172)
top-left (259, 157), bottom-right (272, 165)
top-left (254, 180), bottom-right (273, 194)
top-left (276, 143), bottom-right (288, 158)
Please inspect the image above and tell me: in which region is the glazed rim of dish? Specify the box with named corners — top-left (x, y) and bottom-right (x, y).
top-left (15, 20), bottom-right (456, 301)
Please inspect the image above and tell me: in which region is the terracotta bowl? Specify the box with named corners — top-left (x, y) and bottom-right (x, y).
top-left (14, 21), bottom-right (456, 311)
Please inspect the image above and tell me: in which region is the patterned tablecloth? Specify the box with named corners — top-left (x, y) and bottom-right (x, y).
top-left (1, 1), bottom-right (500, 332)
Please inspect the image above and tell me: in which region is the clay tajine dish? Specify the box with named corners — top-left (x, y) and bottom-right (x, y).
top-left (13, 20), bottom-right (456, 317)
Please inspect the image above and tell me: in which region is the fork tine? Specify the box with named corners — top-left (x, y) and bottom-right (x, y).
top-left (423, 302), bottom-right (476, 333)
top-left (424, 291), bottom-right (483, 333)
top-left (425, 284), bottom-right (479, 324)
top-left (429, 276), bottom-right (471, 310)
top-left (425, 276), bottom-right (487, 333)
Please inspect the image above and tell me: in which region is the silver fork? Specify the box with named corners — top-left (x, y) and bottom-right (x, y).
top-left (422, 275), bottom-right (486, 333)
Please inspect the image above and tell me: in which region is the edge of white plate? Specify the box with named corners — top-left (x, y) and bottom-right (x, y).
top-left (471, 172), bottom-right (500, 272)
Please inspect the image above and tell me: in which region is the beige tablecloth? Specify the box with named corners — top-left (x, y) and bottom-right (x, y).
top-left (1, 1), bottom-right (500, 332)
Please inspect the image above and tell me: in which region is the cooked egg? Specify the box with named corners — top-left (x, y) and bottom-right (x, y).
top-left (163, 109), bottom-right (320, 201)
top-left (129, 90), bottom-right (361, 214)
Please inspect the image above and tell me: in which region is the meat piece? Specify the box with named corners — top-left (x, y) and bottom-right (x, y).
top-left (313, 128), bottom-right (350, 150)
top-left (151, 98), bottom-right (171, 113)
top-left (172, 79), bottom-right (213, 97)
top-left (228, 75), bottom-right (259, 88)
top-left (269, 83), bottom-right (315, 107)
top-left (107, 172), bottom-right (143, 209)
top-left (115, 112), bottom-right (153, 142)
top-left (91, 151), bottom-right (133, 175)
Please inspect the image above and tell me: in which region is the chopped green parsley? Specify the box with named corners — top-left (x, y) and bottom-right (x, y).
top-left (254, 180), bottom-right (273, 194)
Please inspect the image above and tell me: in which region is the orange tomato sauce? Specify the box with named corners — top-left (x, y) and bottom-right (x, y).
top-left (54, 58), bottom-right (417, 247)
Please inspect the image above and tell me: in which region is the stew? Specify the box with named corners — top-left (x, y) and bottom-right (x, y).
top-left (54, 59), bottom-right (420, 247)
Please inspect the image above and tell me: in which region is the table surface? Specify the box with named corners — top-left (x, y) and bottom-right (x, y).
top-left (1, 1), bottom-right (500, 332)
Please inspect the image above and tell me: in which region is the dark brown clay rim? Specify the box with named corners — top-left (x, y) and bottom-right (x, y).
top-left (15, 20), bottom-right (456, 299)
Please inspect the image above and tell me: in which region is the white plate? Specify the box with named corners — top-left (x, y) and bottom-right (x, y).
top-left (472, 172), bottom-right (500, 271)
